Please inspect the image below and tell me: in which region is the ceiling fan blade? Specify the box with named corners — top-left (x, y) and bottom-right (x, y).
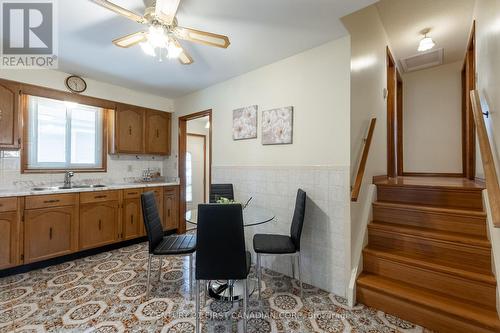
top-left (174, 27), bottom-right (230, 48)
top-left (92, 0), bottom-right (145, 24)
top-left (113, 31), bottom-right (148, 48)
top-left (172, 39), bottom-right (193, 65)
top-left (155, 0), bottom-right (181, 25)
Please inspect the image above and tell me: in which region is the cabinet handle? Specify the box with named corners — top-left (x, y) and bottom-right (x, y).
top-left (128, 126), bottom-right (132, 135)
top-left (168, 209), bottom-right (170, 217)
top-left (130, 215), bottom-right (134, 224)
top-left (94, 195), bottom-right (107, 199)
top-left (156, 129), bottom-right (159, 138)
top-left (127, 192), bottom-right (138, 195)
top-left (0, 204), bottom-right (3, 207)
top-left (98, 219), bottom-right (102, 230)
top-left (49, 227), bottom-right (53, 240)
top-left (44, 199), bottom-right (60, 204)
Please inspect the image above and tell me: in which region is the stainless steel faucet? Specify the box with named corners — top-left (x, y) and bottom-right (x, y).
top-left (64, 171), bottom-right (75, 188)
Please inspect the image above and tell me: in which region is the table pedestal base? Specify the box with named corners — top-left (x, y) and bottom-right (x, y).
top-left (207, 279), bottom-right (257, 301)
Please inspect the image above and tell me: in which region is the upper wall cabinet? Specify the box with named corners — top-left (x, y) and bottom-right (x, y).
top-left (114, 104), bottom-right (144, 154)
top-left (109, 104), bottom-right (171, 155)
top-left (0, 80), bottom-right (21, 150)
top-left (146, 109), bottom-right (171, 155)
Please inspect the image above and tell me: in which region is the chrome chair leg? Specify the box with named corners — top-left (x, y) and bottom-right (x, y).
top-left (297, 253), bottom-right (303, 298)
top-left (158, 257), bottom-right (163, 282)
top-left (195, 280), bottom-right (200, 333)
top-left (243, 279), bottom-right (248, 333)
top-left (204, 281), bottom-right (208, 306)
top-left (146, 254), bottom-right (152, 298)
top-left (256, 253), bottom-right (262, 299)
top-left (189, 254), bottom-right (193, 300)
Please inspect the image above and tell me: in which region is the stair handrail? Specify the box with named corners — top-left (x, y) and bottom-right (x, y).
top-left (351, 118), bottom-right (377, 202)
top-left (470, 90), bottom-right (500, 228)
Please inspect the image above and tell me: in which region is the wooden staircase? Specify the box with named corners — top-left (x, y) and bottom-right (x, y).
top-left (357, 176), bottom-right (500, 333)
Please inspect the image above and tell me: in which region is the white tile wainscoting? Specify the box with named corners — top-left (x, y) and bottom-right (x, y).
top-left (212, 165), bottom-right (350, 297)
top-left (0, 151), bottom-right (166, 189)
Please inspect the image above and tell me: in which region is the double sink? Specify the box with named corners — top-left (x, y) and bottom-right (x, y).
top-left (32, 184), bottom-right (108, 191)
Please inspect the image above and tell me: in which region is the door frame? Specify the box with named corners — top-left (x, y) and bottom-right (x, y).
top-left (462, 21), bottom-right (476, 179)
top-left (386, 47), bottom-right (399, 178)
top-left (178, 109), bottom-right (212, 233)
top-left (186, 133), bottom-right (207, 203)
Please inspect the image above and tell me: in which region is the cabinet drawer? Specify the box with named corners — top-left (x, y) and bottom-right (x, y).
top-left (80, 190), bottom-right (119, 204)
top-left (123, 188), bottom-right (142, 199)
top-left (0, 197), bottom-right (17, 212)
top-left (25, 194), bottom-right (77, 209)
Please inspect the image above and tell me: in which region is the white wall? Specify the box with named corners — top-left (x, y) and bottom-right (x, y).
top-left (342, 5), bottom-right (390, 292)
top-left (0, 69), bottom-right (174, 188)
top-left (402, 62), bottom-right (463, 173)
top-left (474, 0), bottom-right (500, 179)
top-left (174, 38), bottom-right (352, 296)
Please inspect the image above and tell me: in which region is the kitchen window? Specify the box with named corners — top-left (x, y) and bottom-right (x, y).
top-left (25, 95), bottom-right (105, 171)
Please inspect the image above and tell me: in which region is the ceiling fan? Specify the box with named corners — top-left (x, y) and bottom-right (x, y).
top-left (92, 0), bottom-right (231, 65)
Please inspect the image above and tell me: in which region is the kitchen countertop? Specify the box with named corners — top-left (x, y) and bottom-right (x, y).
top-left (0, 181), bottom-right (180, 198)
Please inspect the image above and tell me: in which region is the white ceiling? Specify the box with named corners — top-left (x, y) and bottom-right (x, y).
top-left (58, 0), bottom-right (377, 98)
top-left (375, 0), bottom-right (476, 68)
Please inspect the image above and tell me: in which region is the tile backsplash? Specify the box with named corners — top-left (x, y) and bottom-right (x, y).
top-left (0, 151), bottom-right (169, 189)
top-left (212, 165), bottom-right (350, 297)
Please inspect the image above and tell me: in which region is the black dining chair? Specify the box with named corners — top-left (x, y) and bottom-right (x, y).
top-left (141, 191), bottom-right (196, 299)
top-left (195, 203), bottom-right (251, 333)
top-left (209, 183), bottom-right (234, 203)
top-left (253, 189), bottom-right (306, 299)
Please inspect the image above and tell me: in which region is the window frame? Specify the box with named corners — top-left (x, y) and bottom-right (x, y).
top-left (21, 94), bottom-right (109, 174)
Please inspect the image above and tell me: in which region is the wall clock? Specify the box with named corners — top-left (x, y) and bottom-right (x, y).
top-left (65, 75), bottom-right (87, 93)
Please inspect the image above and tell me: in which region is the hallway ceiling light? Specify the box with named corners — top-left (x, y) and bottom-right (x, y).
top-left (418, 31), bottom-right (435, 52)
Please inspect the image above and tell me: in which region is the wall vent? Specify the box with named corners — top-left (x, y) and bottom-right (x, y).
top-left (400, 48), bottom-right (444, 72)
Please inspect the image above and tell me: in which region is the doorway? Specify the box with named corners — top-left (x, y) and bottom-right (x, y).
top-left (462, 22), bottom-right (476, 179)
top-left (178, 110), bottom-right (212, 234)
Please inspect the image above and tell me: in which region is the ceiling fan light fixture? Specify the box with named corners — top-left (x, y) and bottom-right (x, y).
top-left (140, 41), bottom-right (156, 56)
top-left (148, 26), bottom-right (167, 48)
top-left (418, 34), bottom-right (435, 52)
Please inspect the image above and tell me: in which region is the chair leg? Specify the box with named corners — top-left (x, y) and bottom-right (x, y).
top-left (297, 253), bottom-right (303, 299)
top-left (256, 253), bottom-right (262, 300)
top-left (195, 280), bottom-right (200, 333)
top-left (242, 279), bottom-right (248, 333)
top-left (189, 254), bottom-right (193, 300)
top-left (146, 254), bottom-right (152, 298)
top-left (204, 281), bottom-right (208, 306)
top-left (291, 255), bottom-right (295, 279)
top-left (158, 257), bottom-right (163, 282)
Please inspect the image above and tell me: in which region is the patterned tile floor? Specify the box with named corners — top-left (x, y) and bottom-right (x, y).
top-left (0, 243), bottom-right (429, 333)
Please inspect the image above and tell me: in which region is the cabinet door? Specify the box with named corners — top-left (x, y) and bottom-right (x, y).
top-left (123, 198), bottom-right (141, 240)
top-left (164, 187), bottom-right (179, 231)
top-left (0, 80), bottom-right (20, 149)
top-left (145, 110), bottom-right (171, 155)
top-left (24, 206), bottom-right (75, 263)
top-left (80, 201), bottom-right (119, 250)
top-left (115, 104), bottom-right (144, 153)
top-left (0, 211), bottom-right (19, 269)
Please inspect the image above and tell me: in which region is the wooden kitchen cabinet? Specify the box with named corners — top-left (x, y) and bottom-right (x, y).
top-left (0, 79), bottom-right (21, 150)
top-left (79, 191), bottom-right (120, 250)
top-left (164, 186), bottom-right (179, 231)
top-left (24, 205), bottom-right (77, 264)
top-left (0, 197), bottom-right (20, 269)
top-left (111, 104), bottom-right (144, 154)
top-left (122, 189), bottom-right (142, 240)
top-left (145, 110), bottom-right (171, 155)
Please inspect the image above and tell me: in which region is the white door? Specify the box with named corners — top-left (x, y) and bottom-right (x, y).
top-left (186, 135), bottom-right (206, 211)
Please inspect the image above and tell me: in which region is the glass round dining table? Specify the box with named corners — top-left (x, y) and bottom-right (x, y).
top-left (185, 205), bottom-right (276, 227)
top-left (185, 205), bottom-right (275, 301)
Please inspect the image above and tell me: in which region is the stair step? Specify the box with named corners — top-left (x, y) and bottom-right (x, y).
top-left (375, 178), bottom-right (484, 210)
top-left (367, 222), bottom-right (492, 272)
top-left (357, 273), bottom-right (500, 333)
top-left (372, 201), bottom-right (487, 237)
top-left (363, 248), bottom-right (496, 308)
